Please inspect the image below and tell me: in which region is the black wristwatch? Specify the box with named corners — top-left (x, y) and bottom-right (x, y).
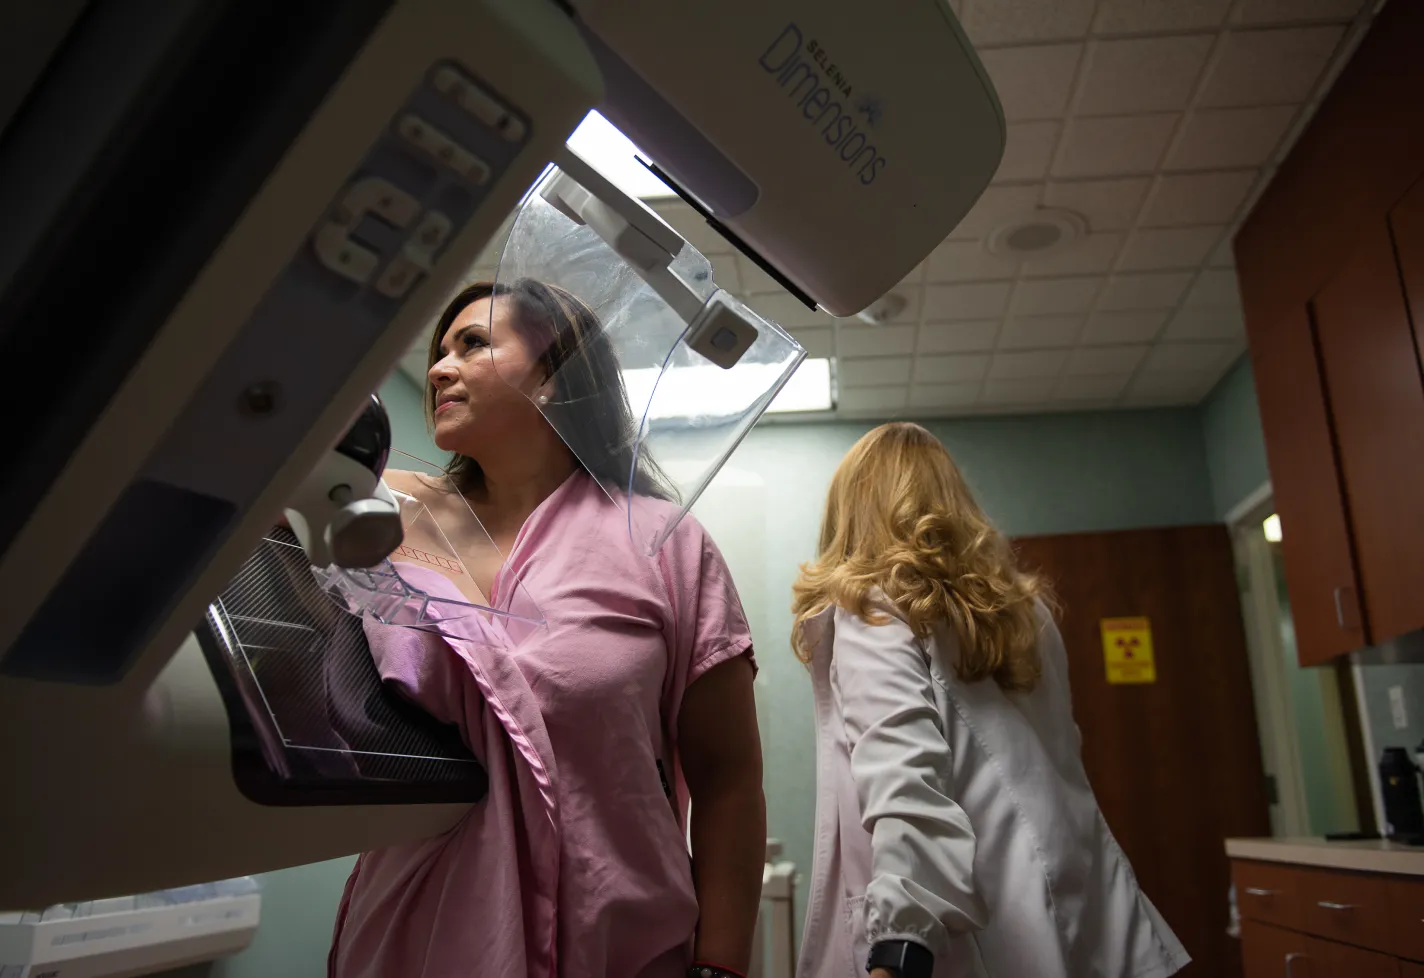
top-left (867, 939), bottom-right (934, 978)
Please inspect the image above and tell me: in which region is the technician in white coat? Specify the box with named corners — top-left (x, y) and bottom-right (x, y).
top-left (791, 422), bottom-right (1189, 978)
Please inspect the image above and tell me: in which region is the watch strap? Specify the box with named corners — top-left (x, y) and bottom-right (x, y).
top-left (867, 939), bottom-right (934, 978)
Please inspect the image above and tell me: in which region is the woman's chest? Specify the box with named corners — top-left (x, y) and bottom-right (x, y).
top-left (511, 574), bottom-right (675, 728)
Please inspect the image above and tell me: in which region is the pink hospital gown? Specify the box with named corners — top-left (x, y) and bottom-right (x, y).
top-left (328, 470), bottom-right (755, 978)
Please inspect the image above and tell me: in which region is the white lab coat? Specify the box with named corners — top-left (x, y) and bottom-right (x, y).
top-left (797, 597), bottom-right (1190, 978)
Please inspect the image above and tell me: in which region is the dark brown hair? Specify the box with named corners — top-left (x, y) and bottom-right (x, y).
top-left (425, 279), bottom-right (674, 501)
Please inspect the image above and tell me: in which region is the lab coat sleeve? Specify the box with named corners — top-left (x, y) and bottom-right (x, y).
top-left (833, 605), bottom-right (988, 961)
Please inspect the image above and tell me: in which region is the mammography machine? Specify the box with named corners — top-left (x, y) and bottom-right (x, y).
top-left (0, 0), bottom-right (1003, 909)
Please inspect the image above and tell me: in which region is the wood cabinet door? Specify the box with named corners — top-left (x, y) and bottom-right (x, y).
top-left (1307, 935), bottom-right (1402, 978)
top-left (1390, 175), bottom-right (1424, 370)
top-left (1241, 920), bottom-right (1314, 978)
top-left (1311, 223), bottom-right (1424, 646)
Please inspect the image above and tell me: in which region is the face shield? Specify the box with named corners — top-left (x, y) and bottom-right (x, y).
top-left (487, 150), bottom-right (806, 554)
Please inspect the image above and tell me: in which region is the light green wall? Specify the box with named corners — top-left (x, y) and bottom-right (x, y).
top-left (1200, 355), bottom-right (1271, 519)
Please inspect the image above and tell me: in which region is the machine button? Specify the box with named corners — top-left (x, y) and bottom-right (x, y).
top-left (434, 65), bottom-right (524, 143)
top-left (312, 223), bottom-right (379, 284)
top-left (375, 256), bottom-right (424, 298)
top-left (397, 114), bottom-right (490, 184)
top-left (410, 211), bottom-right (453, 253)
top-left (340, 177), bottom-right (420, 228)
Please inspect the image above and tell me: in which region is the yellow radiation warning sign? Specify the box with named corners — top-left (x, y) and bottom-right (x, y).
top-left (1101, 617), bottom-right (1156, 684)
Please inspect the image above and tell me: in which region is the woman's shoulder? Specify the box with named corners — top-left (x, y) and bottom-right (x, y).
top-left (382, 468), bottom-right (436, 496)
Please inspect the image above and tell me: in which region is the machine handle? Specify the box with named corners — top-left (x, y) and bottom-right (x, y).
top-left (1317, 901), bottom-right (1356, 911)
top-left (1285, 951), bottom-right (1308, 977)
top-left (1244, 887), bottom-right (1279, 897)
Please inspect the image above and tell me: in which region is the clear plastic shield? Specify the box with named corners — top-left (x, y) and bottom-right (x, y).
top-left (489, 161), bottom-right (806, 553)
top-left (314, 451), bottom-right (543, 649)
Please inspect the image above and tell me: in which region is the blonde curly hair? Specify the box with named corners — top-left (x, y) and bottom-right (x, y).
top-left (791, 422), bottom-right (1050, 692)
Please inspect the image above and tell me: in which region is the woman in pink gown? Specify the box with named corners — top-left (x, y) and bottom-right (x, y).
top-left (327, 279), bottom-right (766, 978)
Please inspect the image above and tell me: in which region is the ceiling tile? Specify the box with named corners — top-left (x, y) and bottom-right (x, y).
top-left (1056, 372), bottom-right (1133, 399)
top-left (949, 185), bottom-right (1043, 239)
top-left (991, 349), bottom-right (1070, 378)
top-left (837, 325), bottom-right (916, 358)
top-left (910, 382), bottom-right (983, 408)
top-left (998, 315), bottom-right (1084, 349)
top-left (918, 320), bottom-right (1001, 353)
top-left (651, 201), bottom-right (732, 255)
top-left (1140, 170), bottom-right (1258, 227)
top-left (914, 353), bottom-right (991, 384)
top-left (1043, 177), bottom-right (1152, 230)
top-left (1165, 106), bottom-right (1296, 170)
top-left (1022, 232), bottom-right (1125, 276)
top-left (1162, 306), bottom-right (1247, 340)
top-left (1127, 370), bottom-right (1220, 401)
top-left (746, 292), bottom-right (832, 329)
top-left (1183, 268), bottom-right (1243, 306)
top-left (1143, 340), bottom-right (1241, 372)
top-left (1075, 35), bottom-right (1215, 116)
top-left (838, 386), bottom-right (908, 413)
top-left (996, 121), bottom-right (1061, 181)
top-left (924, 241), bottom-right (1021, 282)
top-left (1095, 0), bottom-right (1232, 34)
top-left (979, 44), bottom-right (1082, 120)
top-left (982, 378), bottom-right (1055, 405)
top-left (960, 0), bottom-right (1096, 45)
top-left (1011, 276), bottom-right (1103, 315)
top-left (709, 252), bottom-right (742, 293)
top-left (1053, 114), bottom-right (1179, 178)
top-left (737, 255), bottom-right (784, 294)
top-left (1117, 226), bottom-right (1224, 270)
top-left (789, 327), bottom-right (834, 360)
top-left (1067, 345), bottom-right (1150, 374)
top-left (1081, 310), bottom-right (1170, 344)
top-left (1209, 234), bottom-right (1237, 267)
top-left (1235, 0), bottom-right (1367, 24)
top-left (1199, 27), bottom-right (1345, 107)
top-left (923, 282), bottom-right (1014, 320)
top-left (839, 356), bottom-right (912, 388)
top-left (1097, 271), bottom-right (1194, 310)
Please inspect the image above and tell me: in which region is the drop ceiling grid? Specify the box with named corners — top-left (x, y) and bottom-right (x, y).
top-left (824, 0), bottom-right (1376, 419)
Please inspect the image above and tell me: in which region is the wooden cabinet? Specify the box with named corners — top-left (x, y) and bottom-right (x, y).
top-left (1242, 920), bottom-right (1313, 978)
top-left (1235, 858), bottom-right (1424, 977)
top-left (1235, 0), bottom-right (1424, 664)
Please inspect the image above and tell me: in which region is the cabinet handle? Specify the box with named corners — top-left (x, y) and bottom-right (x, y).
top-left (1333, 586), bottom-right (1359, 630)
top-left (1317, 901), bottom-right (1357, 911)
top-left (1285, 951), bottom-right (1308, 977)
top-left (1244, 887), bottom-right (1279, 896)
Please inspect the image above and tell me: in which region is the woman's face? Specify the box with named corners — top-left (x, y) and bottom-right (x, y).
top-left (428, 295), bottom-right (548, 455)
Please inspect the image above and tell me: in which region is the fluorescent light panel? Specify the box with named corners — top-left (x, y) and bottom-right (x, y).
top-left (623, 358), bottom-right (834, 421)
top-left (567, 110), bottom-right (677, 200)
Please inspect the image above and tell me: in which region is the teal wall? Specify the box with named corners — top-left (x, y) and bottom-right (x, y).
top-left (1200, 355), bottom-right (1271, 519)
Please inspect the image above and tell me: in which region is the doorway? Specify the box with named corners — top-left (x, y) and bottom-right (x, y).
top-left (1226, 484), bottom-right (1363, 838)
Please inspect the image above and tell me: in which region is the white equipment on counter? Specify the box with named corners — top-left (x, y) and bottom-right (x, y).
top-left (750, 840), bottom-right (799, 978)
top-left (0, 0), bottom-right (1002, 909)
top-left (0, 879), bottom-right (261, 978)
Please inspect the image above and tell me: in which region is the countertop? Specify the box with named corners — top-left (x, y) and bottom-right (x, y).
top-left (1226, 836), bottom-right (1424, 876)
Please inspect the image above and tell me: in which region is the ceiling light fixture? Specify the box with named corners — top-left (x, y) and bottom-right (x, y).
top-left (984, 208), bottom-right (1086, 260)
top-left (855, 293), bottom-right (909, 325)
top-left (622, 357), bottom-right (834, 421)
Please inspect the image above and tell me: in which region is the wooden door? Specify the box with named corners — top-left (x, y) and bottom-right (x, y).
top-left (1013, 525), bottom-right (1271, 978)
top-left (1241, 920), bottom-right (1314, 978)
top-left (1390, 176), bottom-right (1424, 393)
top-left (1312, 224), bottom-right (1424, 646)
top-left (1306, 936), bottom-right (1402, 978)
